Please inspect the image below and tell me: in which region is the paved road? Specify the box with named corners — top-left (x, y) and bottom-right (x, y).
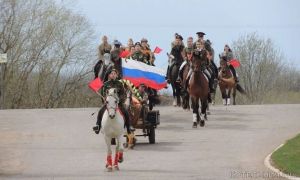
top-left (1, 104), bottom-right (300, 180)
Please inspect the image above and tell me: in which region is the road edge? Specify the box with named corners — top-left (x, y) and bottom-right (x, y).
top-left (264, 144), bottom-right (300, 180)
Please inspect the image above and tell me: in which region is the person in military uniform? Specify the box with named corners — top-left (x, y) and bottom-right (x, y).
top-left (98, 35), bottom-right (112, 60)
top-left (177, 36), bottom-right (194, 82)
top-left (184, 40), bottom-right (214, 96)
top-left (166, 34), bottom-right (185, 83)
top-left (193, 32), bottom-right (205, 49)
top-left (138, 83), bottom-right (148, 105)
top-left (220, 44), bottom-right (238, 82)
top-left (138, 83), bottom-right (148, 119)
top-left (140, 38), bottom-right (155, 65)
top-left (131, 42), bottom-right (148, 64)
top-left (93, 69), bottom-right (132, 134)
top-left (171, 33), bottom-right (185, 48)
top-left (110, 40), bottom-right (123, 78)
top-left (125, 38), bottom-right (134, 51)
top-left (94, 35), bottom-right (112, 78)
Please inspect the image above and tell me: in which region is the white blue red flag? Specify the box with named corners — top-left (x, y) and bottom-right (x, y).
top-left (122, 59), bottom-right (167, 90)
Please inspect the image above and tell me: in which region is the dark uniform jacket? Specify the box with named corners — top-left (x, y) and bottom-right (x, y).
top-left (132, 51), bottom-right (148, 64)
top-left (170, 44), bottom-right (184, 64)
top-left (110, 48), bottom-right (122, 77)
top-left (100, 79), bottom-right (126, 104)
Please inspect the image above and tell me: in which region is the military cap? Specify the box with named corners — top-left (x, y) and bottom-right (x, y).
top-left (113, 40), bottom-right (122, 45)
top-left (141, 38), bottom-right (148, 43)
top-left (135, 42), bottom-right (141, 47)
top-left (108, 68), bottom-right (119, 74)
top-left (196, 32), bottom-right (206, 37)
top-left (176, 34), bottom-right (183, 40)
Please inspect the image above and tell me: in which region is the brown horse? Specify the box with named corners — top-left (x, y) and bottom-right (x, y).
top-left (218, 60), bottom-right (245, 105)
top-left (188, 50), bottom-right (209, 128)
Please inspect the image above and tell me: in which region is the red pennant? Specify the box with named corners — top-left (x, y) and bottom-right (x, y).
top-left (88, 77), bottom-right (103, 92)
top-left (153, 46), bottom-right (162, 54)
top-left (119, 50), bottom-right (130, 58)
top-left (229, 59), bottom-right (241, 68)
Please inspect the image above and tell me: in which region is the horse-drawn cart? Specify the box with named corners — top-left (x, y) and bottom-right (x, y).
top-left (125, 96), bottom-right (160, 147)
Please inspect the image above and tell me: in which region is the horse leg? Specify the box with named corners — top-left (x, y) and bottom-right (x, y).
top-left (171, 83), bottom-right (177, 106)
top-left (207, 102), bottom-right (210, 115)
top-left (200, 100), bottom-right (207, 127)
top-left (114, 135), bottom-right (124, 170)
top-left (176, 84), bottom-right (181, 107)
top-left (187, 94), bottom-right (190, 110)
top-left (233, 87), bottom-right (237, 105)
top-left (191, 98), bottom-right (198, 128)
top-left (104, 136), bottom-right (113, 171)
top-left (227, 89), bottom-right (231, 105)
top-left (221, 88), bottom-right (227, 105)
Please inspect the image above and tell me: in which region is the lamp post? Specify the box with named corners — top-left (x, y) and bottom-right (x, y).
top-left (0, 53), bottom-right (7, 109)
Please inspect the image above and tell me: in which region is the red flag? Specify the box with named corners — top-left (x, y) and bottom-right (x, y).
top-left (88, 77), bottom-right (103, 92)
top-left (229, 59), bottom-right (241, 68)
top-left (153, 46), bottom-right (162, 54)
top-left (119, 50), bottom-right (130, 58)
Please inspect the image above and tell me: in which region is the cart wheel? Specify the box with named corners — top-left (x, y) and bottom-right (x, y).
top-left (148, 126), bottom-right (155, 144)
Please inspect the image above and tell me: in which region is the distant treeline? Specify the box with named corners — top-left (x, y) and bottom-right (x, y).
top-left (0, 0), bottom-right (299, 109)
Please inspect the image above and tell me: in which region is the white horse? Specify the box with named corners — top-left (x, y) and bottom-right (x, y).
top-left (101, 88), bottom-right (125, 171)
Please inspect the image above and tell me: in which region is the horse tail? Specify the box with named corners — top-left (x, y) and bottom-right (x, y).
top-left (236, 84), bottom-right (246, 95)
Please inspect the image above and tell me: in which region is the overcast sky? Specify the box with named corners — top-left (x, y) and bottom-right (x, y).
top-left (61, 0), bottom-right (300, 70)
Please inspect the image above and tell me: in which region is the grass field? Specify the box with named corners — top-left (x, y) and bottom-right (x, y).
top-left (271, 133), bottom-right (300, 177)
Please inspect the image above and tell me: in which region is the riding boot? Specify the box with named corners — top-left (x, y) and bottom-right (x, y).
top-left (184, 68), bottom-right (193, 90)
top-left (93, 105), bottom-right (106, 134)
top-left (166, 66), bottom-right (170, 83)
top-left (93, 60), bottom-right (102, 79)
top-left (119, 105), bottom-right (133, 134)
top-left (176, 68), bottom-right (183, 82)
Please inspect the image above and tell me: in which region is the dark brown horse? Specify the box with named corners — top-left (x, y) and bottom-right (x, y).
top-left (218, 60), bottom-right (246, 105)
top-left (188, 50), bottom-right (209, 128)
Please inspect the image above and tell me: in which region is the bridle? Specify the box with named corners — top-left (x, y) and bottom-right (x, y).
top-left (105, 92), bottom-right (119, 119)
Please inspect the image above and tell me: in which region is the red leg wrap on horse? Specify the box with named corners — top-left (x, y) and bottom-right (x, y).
top-left (106, 155), bottom-right (112, 166)
top-left (114, 153), bottom-right (119, 166)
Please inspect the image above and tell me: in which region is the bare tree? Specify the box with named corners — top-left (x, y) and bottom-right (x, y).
top-left (0, 0), bottom-right (97, 108)
top-left (232, 33), bottom-right (300, 104)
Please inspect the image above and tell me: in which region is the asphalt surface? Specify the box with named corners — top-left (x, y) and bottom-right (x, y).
top-left (1, 104), bottom-right (300, 180)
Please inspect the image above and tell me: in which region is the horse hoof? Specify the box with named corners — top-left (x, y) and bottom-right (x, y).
top-left (200, 120), bottom-right (205, 127)
top-left (106, 165), bottom-right (113, 172)
top-left (192, 122), bottom-right (197, 128)
top-left (114, 165), bottom-right (119, 171)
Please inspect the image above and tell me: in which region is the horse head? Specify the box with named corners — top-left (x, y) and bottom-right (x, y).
top-left (219, 60), bottom-right (231, 78)
top-left (192, 49), bottom-right (208, 72)
top-left (105, 88), bottom-right (119, 119)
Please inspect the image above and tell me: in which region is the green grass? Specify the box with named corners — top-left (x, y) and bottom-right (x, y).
top-left (271, 133), bottom-right (300, 177)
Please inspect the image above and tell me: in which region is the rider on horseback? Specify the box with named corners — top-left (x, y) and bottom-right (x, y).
top-left (93, 69), bottom-right (133, 134)
top-left (185, 40), bottom-right (214, 93)
top-left (110, 40), bottom-right (123, 78)
top-left (166, 34), bottom-right (184, 83)
top-left (141, 38), bottom-right (155, 66)
top-left (131, 42), bottom-right (148, 64)
top-left (94, 35), bottom-right (112, 79)
top-left (220, 44), bottom-right (238, 82)
top-left (177, 36), bottom-right (194, 82)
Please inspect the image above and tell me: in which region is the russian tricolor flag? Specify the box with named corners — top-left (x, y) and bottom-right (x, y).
top-left (122, 59), bottom-right (167, 90)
